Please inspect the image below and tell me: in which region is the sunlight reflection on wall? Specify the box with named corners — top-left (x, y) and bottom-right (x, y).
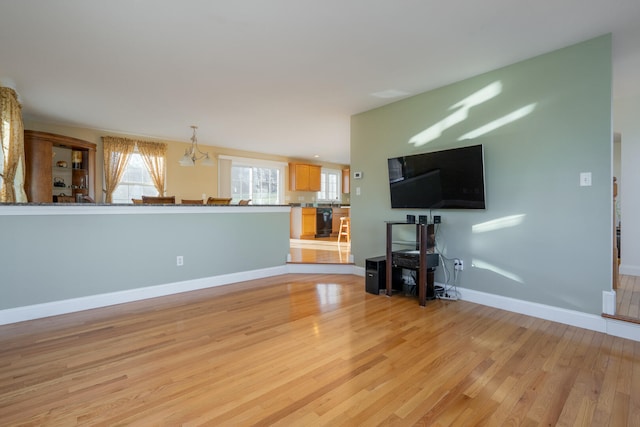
top-left (470, 215), bottom-right (527, 284)
top-left (408, 81), bottom-right (537, 146)
top-left (409, 81), bottom-right (502, 147)
top-left (459, 104), bottom-right (536, 140)
top-left (471, 258), bottom-right (524, 284)
top-left (472, 214), bottom-right (526, 233)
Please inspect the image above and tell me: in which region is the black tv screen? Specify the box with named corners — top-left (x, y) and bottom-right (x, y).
top-left (388, 144), bottom-right (486, 209)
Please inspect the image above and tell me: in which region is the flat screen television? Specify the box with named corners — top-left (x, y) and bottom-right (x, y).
top-left (387, 144), bottom-right (486, 209)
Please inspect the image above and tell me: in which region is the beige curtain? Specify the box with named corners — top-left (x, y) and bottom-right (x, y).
top-left (0, 87), bottom-right (27, 203)
top-left (102, 136), bottom-right (135, 203)
top-left (137, 140), bottom-right (167, 196)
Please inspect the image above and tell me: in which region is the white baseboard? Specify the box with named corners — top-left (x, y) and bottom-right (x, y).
top-left (353, 265), bottom-right (366, 276)
top-left (452, 284), bottom-right (606, 332)
top-left (605, 318), bottom-right (640, 342)
top-left (2, 266), bottom-right (639, 342)
top-left (445, 283), bottom-right (639, 341)
top-left (0, 264), bottom-right (363, 325)
top-left (0, 266), bottom-right (288, 325)
top-left (285, 263), bottom-right (357, 275)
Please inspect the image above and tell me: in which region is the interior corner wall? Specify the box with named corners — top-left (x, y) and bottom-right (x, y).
top-left (614, 95), bottom-right (640, 276)
top-left (350, 35), bottom-right (612, 315)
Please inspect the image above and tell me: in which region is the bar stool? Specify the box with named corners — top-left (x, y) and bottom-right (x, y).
top-left (338, 217), bottom-right (351, 244)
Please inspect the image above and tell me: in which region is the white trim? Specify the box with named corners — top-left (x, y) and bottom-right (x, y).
top-left (605, 318), bottom-right (640, 342)
top-left (452, 284), bottom-right (606, 332)
top-left (286, 263), bottom-right (356, 275)
top-left (603, 290), bottom-right (617, 315)
top-left (448, 284), bottom-right (640, 341)
top-left (2, 264), bottom-right (638, 342)
top-left (218, 154), bottom-right (288, 168)
top-left (0, 265), bottom-right (288, 325)
top-left (0, 205), bottom-right (290, 216)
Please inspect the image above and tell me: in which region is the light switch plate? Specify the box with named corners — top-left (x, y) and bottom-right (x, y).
top-left (580, 172), bottom-right (592, 187)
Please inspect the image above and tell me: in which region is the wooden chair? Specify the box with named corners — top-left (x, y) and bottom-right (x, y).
top-left (141, 195), bottom-right (176, 204)
top-left (238, 199), bottom-right (251, 205)
top-left (56, 195), bottom-right (75, 203)
top-left (206, 197), bottom-right (232, 205)
top-left (181, 199), bottom-right (204, 205)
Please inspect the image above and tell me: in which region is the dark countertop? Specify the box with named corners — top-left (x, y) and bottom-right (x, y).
top-left (289, 203), bottom-right (350, 208)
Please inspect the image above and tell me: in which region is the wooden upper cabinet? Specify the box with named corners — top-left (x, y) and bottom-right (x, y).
top-left (289, 163), bottom-right (321, 192)
top-left (23, 130), bottom-right (97, 203)
top-left (308, 165), bottom-right (321, 191)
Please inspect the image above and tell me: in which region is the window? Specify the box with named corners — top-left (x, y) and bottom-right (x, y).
top-left (111, 152), bottom-right (158, 203)
top-left (228, 157), bottom-right (285, 204)
top-left (317, 168), bottom-right (341, 202)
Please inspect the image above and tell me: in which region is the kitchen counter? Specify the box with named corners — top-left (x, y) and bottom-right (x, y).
top-left (289, 203), bottom-right (349, 208)
top-left (289, 205), bottom-right (350, 239)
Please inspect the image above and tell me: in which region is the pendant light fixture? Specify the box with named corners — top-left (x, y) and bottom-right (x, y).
top-left (179, 125), bottom-right (214, 166)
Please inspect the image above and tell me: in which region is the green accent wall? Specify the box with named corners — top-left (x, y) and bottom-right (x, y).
top-left (0, 209), bottom-right (289, 309)
top-left (351, 35), bottom-right (612, 314)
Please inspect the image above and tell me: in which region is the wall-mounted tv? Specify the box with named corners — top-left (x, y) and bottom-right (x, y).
top-left (387, 144), bottom-right (486, 209)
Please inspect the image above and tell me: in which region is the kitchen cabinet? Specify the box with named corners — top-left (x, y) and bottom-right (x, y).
top-left (24, 130), bottom-right (96, 203)
top-left (342, 168), bottom-right (350, 193)
top-left (289, 163), bottom-right (321, 192)
top-left (290, 207), bottom-right (317, 239)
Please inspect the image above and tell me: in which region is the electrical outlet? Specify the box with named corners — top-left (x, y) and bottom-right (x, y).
top-left (176, 255), bottom-right (184, 266)
top-left (454, 259), bottom-right (463, 271)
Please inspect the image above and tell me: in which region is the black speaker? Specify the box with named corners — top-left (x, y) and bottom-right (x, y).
top-left (365, 256), bottom-right (403, 294)
top-left (406, 214), bottom-right (415, 223)
top-left (365, 256), bottom-right (386, 294)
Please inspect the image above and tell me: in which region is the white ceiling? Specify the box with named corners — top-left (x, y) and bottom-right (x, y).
top-left (1, 1), bottom-right (639, 165)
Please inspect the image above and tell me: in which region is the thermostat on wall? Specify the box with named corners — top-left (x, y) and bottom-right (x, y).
top-left (353, 171), bottom-right (363, 179)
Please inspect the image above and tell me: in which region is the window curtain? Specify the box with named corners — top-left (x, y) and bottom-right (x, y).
top-left (137, 140), bottom-right (167, 196)
top-left (102, 136), bottom-right (135, 203)
top-left (0, 87), bottom-right (27, 203)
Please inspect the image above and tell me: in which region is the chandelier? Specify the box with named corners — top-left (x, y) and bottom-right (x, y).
top-left (179, 125), bottom-right (214, 166)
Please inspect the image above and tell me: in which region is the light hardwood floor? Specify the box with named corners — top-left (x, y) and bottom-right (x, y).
top-left (289, 238), bottom-right (352, 264)
top-left (1, 273), bottom-right (639, 426)
top-left (614, 274), bottom-right (640, 322)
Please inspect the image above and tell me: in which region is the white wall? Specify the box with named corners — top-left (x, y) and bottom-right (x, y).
top-left (614, 96), bottom-right (640, 276)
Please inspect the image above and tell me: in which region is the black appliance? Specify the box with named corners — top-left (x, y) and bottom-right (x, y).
top-left (391, 249), bottom-right (439, 270)
top-left (390, 250), bottom-right (438, 299)
top-left (387, 144), bottom-right (486, 209)
top-left (365, 256), bottom-right (402, 294)
top-left (315, 207), bottom-right (332, 237)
